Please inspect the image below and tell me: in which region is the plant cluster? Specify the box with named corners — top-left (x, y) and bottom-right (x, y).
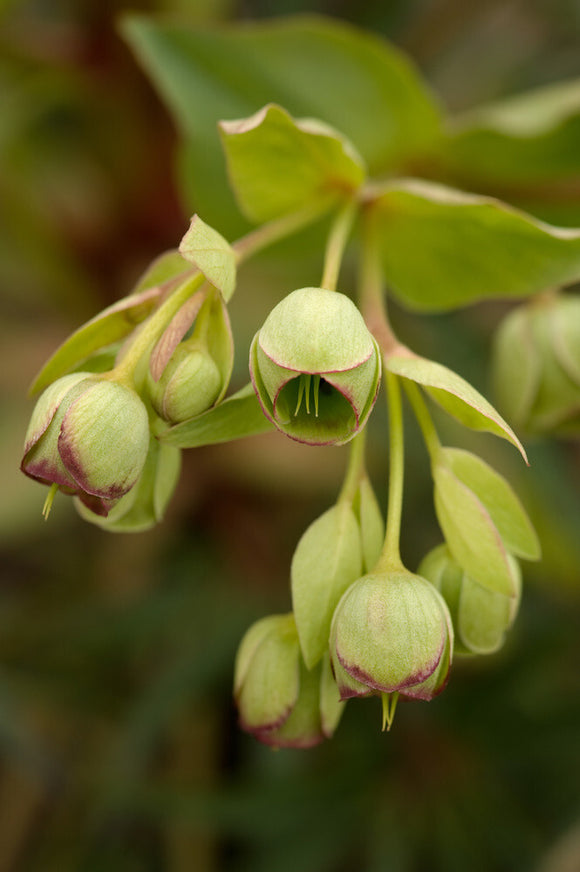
top-left (21, 15), bottom-right (580, 748)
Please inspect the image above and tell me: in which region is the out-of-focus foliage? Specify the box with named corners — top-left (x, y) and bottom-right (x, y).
top-left (3, 1), bottom-right (580, 871)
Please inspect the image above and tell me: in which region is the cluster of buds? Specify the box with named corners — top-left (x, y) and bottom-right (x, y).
top-left (21, 219), bottom-right (236, 531)
top-left (492, 293), bottom-right (580, 436)
top-left (21, 100), bottom-right (543, 750)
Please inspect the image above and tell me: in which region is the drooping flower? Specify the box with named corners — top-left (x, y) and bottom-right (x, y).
top-left (21, 372), bottom-right (150, 516)
top-left (419, 544), bottom-right (522, 656)
top-left (330, 569), bottom-right (453, 703)
top-left (250, 287), bottom-right (381, 445)
top-left (234, 613), bottom-right (344, 748)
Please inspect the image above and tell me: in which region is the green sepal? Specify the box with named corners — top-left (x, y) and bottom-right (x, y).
top-left (291, 502), bottom-right (363, 669)
top-left (440, 448), bottom-right (540, 560)
top-left (220, 103), bottom-right (365, 224)
top-left (387, 352), bottom-right (527, 460)
top-left (158, 382), bottom-right (275, 448)
top-left (178, 214), bottom-right (236, 301)
top-left (433, 463), bottom-right (519, 597)
top-left (371, 179), bottom-right (580, 311)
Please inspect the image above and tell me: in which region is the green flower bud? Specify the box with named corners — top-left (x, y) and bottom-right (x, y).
top-left (147, 291), bottom-right (234, 425)
top-left (249, 287), bottom-right (381, 445)
top-left (147, 340), bottom-right (222, 423)
top-left (419, 544), bottom-right (521, 656)
top-left (21, 373), bottom-right (149, 516)
top-left (330, 570), bottom-right (453, 702)
top-left (492, 295), bottom-right (580, 436)
top-left (75, 435), bottom-right (181, 532)
top-left (234, 614), bottom-right (344, 749)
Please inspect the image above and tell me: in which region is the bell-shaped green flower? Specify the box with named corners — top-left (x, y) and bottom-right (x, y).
top-left (330, 570), bottom-right (453, 702)
top-left (75, 435), bottom-right (181, 532)
top-left (419, 544), bottom-right (521, 656)
top-left (234, 613), bottom-right (344, 749)
top-left (21, 372), bottom-right (150, 516)
top-left (492, 294), bottom-right (580, 436)
top-left (249, 287), bottom-right (381, 445)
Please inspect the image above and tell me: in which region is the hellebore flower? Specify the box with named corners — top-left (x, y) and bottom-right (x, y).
top-left (250, 287), bottom-right (381, 445)
top-left (419, 544), bottom-right (521, 656)
top-left (234, 613), bottom-right (344, 749)
top-left (21, 372), bottom-right (150, 516)
top-left (75, 435), bottom-right (181, 532)
top-left (492, 294), bottom-right (580, 436)
top-left (330, 570), bottom-right (453, 703)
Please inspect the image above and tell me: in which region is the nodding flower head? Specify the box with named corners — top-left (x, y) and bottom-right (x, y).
top-left (250, 287), bottom-right (381, 445)
top-left (21, 373), bottom-right (150, 517)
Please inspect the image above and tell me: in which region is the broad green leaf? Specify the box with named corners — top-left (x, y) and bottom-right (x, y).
top-left (291, 502), bottom-right (363, 669)
top-left (159, 382), bottom-right (274, 448)
top-left (441, 448), bottom-right (540, 560)
top-left (179, 215), bottom-right (236, 300)
top-left (433, 463), bottom-right (518, 597)
top-left (122, 14), bottom-right (441, 228)
top-left (29, 287), bottom-right (162, 395)
top-left (219, 104), bottom-right (365, 223)
top-left (355, 476), bottom-right (384, 573)
top-left (441, 78), bottom-right (580, 184)
top-left (372, 179), bottom-right (580, 311)
top-left (386, 352), bottom-right (527, 459)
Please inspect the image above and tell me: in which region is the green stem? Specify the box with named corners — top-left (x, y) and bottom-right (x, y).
top-left (338, 428), bottom-right (367, 505)
top-left (233, 200), bottom-right (333, 263)
top-left (320, 200), bottom-right (358, 292)
top-left (376, 372), bottom-right (405, 572)
top-left (357, 211), bottom-right (401, 356)
top-left (403, 380), bottom-right (441, 462)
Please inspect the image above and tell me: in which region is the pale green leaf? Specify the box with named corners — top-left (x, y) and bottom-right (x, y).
top-left (178, 215), bottom-right (236, 300)
top-left (441, 78), bottom-right (580, 184)
top-left (30, 287), bottom-right (162, 395)
top-left (291, 502), bottom-right (363, 669)
top-left (219, 104), bottom-right (364, 223)
top-left (158, 382), bottom-right (274, 448)
top-left (387, 352), bottom-right (527, 459)
top-left (122, 14), bottom-right (441, 229)
top-left (372, 179), bottom-right (580, 311)
top-left (433, 463), bottom-right (518, 597)
top-left (441, 448), bottom-right (540, 560)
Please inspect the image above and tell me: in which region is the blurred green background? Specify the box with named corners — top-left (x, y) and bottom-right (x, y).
top-left (2, 0), bottom-right (580, 870)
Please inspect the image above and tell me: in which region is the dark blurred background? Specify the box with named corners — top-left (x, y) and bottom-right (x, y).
top-left (2, 0), bottom-right (580, 870)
